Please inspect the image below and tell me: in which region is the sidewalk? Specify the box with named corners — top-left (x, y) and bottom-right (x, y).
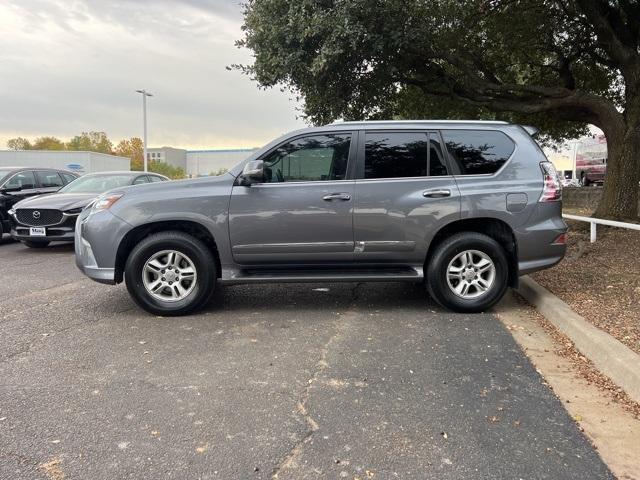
top-left (532, 221), bottom-right (640, 355)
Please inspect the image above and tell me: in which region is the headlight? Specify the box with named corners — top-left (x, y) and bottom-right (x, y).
top-left (91, 193), bottom-right (124, 213)
top-left (64, 207), bottom-right (84, 215)
top-left (8, 208), bottom-right (16, 216)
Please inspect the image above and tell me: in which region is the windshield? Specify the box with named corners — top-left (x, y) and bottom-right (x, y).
top-left (58, 174), bottom-right (134, 193)
top-left (0, 168), bottom-right (15, 184)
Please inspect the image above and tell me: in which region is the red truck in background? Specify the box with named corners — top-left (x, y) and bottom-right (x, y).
top-left (576, 134), bottom-right (607, 186)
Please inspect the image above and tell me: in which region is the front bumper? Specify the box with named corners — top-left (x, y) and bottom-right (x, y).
top-left (75, 209), bottom-right (131, 285)
top-left (75, 224), bottom-right (116, 284)
top-left (10, 211), bottom-right (78, 242)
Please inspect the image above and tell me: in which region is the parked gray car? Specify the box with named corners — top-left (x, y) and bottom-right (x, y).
top-left (75, 120), bottom-right (567, 315)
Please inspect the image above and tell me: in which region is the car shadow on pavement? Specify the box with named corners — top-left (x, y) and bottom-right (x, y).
top-left (11, 241), bottom-right (75, 255)
top-left (201, 282), bottom-right (447, 315)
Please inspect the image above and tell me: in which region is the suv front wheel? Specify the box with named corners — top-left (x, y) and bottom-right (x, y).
top-left (124, 231), bottom-right (217, 316)
top-left (426, 232), bottom-right (509, 313)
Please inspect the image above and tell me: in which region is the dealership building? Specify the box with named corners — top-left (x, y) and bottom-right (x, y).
top-left (147, 147), bottom-right (257, 176)
top-left (0, 150), bottom-right (130, 174)
top-left (0, 147), bottom-right (255, 177)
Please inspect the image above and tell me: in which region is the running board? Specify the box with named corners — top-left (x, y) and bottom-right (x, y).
top-left (220, 266), bottom-right (424, 285)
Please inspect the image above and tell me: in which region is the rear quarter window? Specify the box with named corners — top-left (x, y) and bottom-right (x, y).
top-left (441, 130), bottom-right (515, 175)
top-left (61, 173), bottom-right (77, 184)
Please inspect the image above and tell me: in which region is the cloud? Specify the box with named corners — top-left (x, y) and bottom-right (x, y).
top-left (0, 0), bottom-right (305, 149)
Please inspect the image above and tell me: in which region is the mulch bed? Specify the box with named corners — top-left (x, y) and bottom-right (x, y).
top-left (532, 221), bottom-right (640, 356)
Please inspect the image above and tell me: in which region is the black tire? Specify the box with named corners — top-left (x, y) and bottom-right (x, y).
top-left (24, 240), bottom-right (51, 248)
top-left (581, 174), bottom-right (590, 187)
top-left (124, 231), bottom-right (217, 316)
top-left (426, 232), bottom-right (509, 313)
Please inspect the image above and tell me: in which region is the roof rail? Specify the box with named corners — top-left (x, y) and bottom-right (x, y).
top-left (327, 119), bottom-right (510, 126)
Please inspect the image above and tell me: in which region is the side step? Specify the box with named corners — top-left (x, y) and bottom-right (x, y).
top-left (220, 266), bottom-right (424, 285)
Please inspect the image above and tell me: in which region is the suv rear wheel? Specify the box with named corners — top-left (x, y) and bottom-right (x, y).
top-left (426, 232), bottom-right (509, 313)
top-left (124, 231), bottom-right (217, 316)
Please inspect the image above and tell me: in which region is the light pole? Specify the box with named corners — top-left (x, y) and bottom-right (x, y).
top-left (135, 89), bottom-right (153, 172)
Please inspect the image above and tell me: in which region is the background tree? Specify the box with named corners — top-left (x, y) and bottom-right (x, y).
top-left (238, 0), bottom-right (640, 220)
top-left (147, 161), bottom-right (186, 180)
top-left (66, 131), bottom-right (114, 154)
top-left (31, 136), bottom-right (65, 150)
top-left (115, 137), bottom-right (145, 170)
top-left (6, 137), bottom-right (31, 150)
top-left (209, 167), bottom-right (229, 176)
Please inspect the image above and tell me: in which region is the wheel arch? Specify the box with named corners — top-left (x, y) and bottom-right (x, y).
top-left (425, 217), bottom-right (519, 288)
top-left (114, 220), bottom-right (222, 283)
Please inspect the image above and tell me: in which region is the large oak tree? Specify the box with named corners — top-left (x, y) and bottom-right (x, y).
top-left (238, 0), bottom-right (640, 220)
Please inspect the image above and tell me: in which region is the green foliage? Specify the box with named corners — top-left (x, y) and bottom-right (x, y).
top-left (7, 132), bottom-right (115, 153)
top-left (6, 137), bottom-right (31, 150)
top-left (115, 137), bottom-right (145, 170)
top-left (144, 161), bottom-right (186, 180)
top-left (5, 132), bottom-right (185, 179)
top-left (66, 131), bottom-right (113, 153)
top-left (208, 168), bottom-right (229, 176)
top-left (237, 0), bottom-right (632, 141)
top-left (31, 136), bottom-right (65, 150)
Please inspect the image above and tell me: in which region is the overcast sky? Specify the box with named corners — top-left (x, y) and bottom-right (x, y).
top-left (0, 0), bottom-right (306, 150)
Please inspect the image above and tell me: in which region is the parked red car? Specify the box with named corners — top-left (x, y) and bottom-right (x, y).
top-left (576, 134), bottom-right (607, 186)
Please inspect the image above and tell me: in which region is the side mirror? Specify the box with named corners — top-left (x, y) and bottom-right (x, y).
top-left (239, 160), bottom-right (264, 186)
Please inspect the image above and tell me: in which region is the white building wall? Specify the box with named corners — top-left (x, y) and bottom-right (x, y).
top-left (147, 147), bottom-right (187, 170)
top-left (0, 150), bottom-right (130, 174)
top-left (577, 134), bottom-right (607, 161)
top-left (186, 149), bottom-right (257, 177)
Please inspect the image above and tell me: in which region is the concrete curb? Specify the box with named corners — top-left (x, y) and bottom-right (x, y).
top-left (517, 276), bottom-right (640, 404)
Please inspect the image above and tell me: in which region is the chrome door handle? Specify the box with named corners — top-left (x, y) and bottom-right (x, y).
top-left (423, 189), bottom-right (451, 198)
top-left (323, 193), bottom-right (351, 201)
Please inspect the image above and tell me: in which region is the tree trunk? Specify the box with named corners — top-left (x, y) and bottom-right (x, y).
top-left (594, 108), bottom-right (640, 221)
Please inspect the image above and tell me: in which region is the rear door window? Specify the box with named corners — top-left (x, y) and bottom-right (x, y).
top-left (364, 131), bottom-right (449, 179)
top-left (35, 171), bottom-right (64, 188)
top-left (441, 130), bottom-right (515, 175)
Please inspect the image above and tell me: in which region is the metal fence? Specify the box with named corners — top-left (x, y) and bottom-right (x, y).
top-left (563, 214), bottom-right (640, 243)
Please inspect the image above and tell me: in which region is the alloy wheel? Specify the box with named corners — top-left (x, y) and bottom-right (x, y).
top-left (142, 250), bottom-right (198, 302)
top-left (446, 250), bottom-right (496, 299)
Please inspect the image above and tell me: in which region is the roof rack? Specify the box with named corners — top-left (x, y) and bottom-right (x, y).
top-left (327, 119), bottom-right (510, 126)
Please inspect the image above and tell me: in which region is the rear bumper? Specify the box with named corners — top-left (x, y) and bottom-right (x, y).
top-left (515, 203), bottom-right (567, 276)
top-left (518, 253), bottom-right (565, 276)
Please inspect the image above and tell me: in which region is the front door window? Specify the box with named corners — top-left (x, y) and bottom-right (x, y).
top-left (262, 134), bottom-right (351, 183)
top-left (4, 171), bottom-right (36, 190)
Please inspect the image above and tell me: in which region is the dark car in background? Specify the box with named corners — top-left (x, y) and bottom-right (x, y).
top-left (9, 171), bottom-right (168, 248)
top-left (0, 167), bottom-right (77, 239)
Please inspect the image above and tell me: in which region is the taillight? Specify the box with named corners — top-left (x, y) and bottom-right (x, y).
top-left (539, 161), bottom-right (561, 202)
top-left (552, 233), bottom-right (567, 245)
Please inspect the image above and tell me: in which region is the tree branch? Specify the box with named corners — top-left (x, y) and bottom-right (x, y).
top-left (399, 69), bottom-right (622, 132)
top-left (574, 0), bottom-right (639, 69)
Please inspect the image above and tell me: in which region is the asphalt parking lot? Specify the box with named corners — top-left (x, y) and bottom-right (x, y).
top-left (0, 239), bottom-right (613, 479)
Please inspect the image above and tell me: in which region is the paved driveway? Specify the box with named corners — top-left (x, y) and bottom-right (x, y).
top-left (0, 239), bottom-right (613, 479)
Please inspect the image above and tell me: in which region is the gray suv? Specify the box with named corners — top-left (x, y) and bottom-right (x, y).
top-left (75, 120), bottom-right (567, 316)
